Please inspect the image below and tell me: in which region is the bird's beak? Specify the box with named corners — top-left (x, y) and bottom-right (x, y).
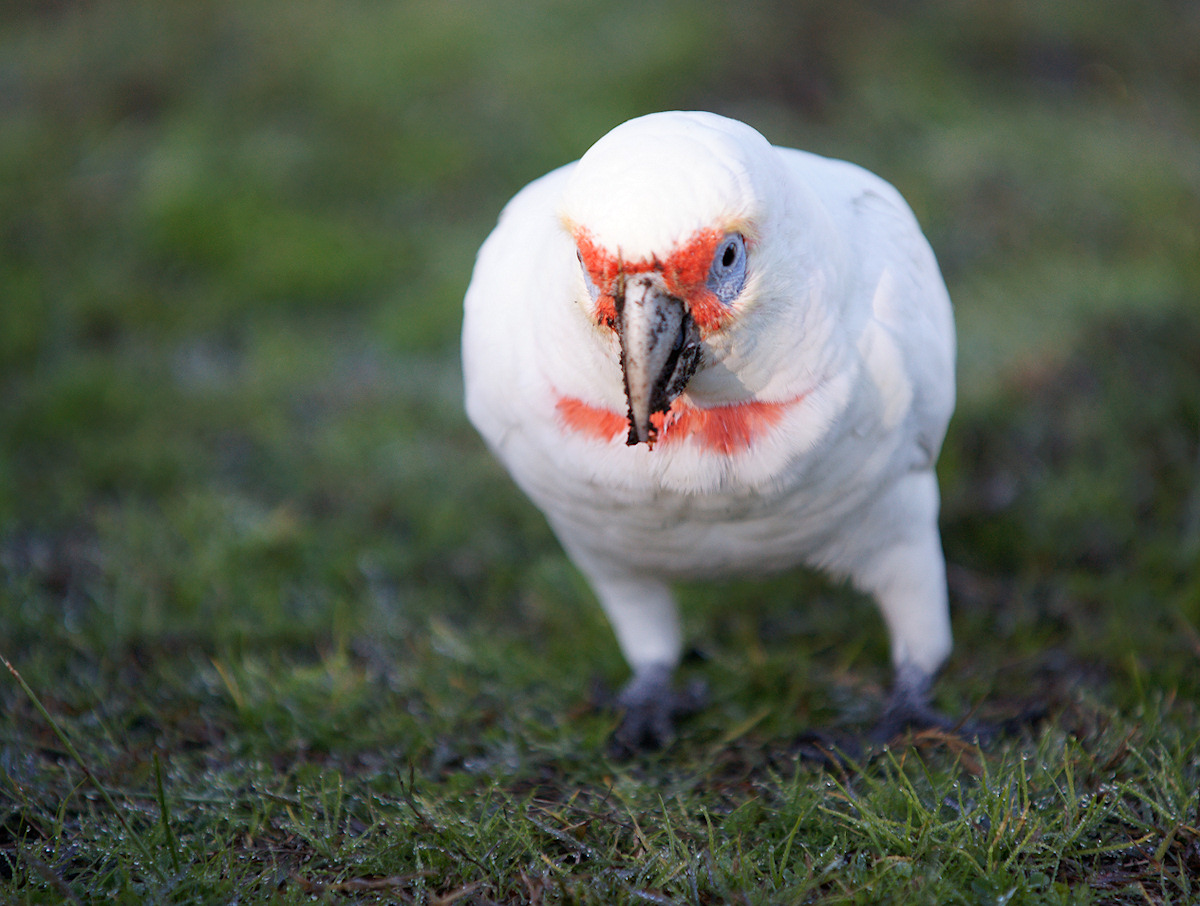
top-left (615, 274), bottom-right (702, 446)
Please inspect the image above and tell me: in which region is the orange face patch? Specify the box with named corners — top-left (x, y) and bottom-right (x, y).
top-left (554, 393), bottom-right (798, 455)
top-left (575, 228), bottom-right (730, 333)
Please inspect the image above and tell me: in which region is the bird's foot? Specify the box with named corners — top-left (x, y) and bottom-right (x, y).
top-left (792, 727), bottom-right (865, 770)
top-left (872, 664), bottom-right (993, 745)
top-left (606, 664), bottom-right (707, 755)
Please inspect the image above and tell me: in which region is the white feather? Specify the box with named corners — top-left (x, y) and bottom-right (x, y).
top-left (463, 111), bottom-right (955, 680)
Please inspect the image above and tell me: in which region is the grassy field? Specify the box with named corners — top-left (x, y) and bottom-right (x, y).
top-left (2, 1), bottom-right (1199, 902)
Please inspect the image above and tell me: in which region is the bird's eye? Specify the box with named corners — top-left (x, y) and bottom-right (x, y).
top-left (707, 233), bottom-right (747, 304)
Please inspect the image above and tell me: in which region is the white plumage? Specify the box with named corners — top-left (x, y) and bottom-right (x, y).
top-left (462, 111), bottom-right (957, 747)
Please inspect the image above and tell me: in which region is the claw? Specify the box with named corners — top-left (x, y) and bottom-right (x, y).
top-left (607, 664), bottom-right (707, 755)
top-left (872, 664), bottom-right (994, 744)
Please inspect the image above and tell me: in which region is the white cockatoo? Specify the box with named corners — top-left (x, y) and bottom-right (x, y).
top-left (462, 111), bottom-right (958, 749)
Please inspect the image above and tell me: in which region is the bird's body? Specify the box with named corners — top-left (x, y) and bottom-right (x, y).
top-left (463, 112), bottom-right (956, 746)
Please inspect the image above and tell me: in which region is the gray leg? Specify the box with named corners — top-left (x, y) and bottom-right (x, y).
top-left (612, 663), bottom-right (708, 752)
top-left (838, 472), bottom-right (974, 740)
top-left (570, 557), bottom-right (706, 751)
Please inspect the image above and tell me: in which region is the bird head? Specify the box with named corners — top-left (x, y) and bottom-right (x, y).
top-left (559, 112), bottom-right (790, 448)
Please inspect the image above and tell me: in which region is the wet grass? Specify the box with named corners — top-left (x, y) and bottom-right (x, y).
top-left (2, 1), bottom-right (1199, 902)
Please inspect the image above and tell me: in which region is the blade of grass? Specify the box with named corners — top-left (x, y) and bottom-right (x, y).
top-left (154, 752), bottom-right (182, 872)
top-left (1, 652), bottom-right (166, 883)
top-left (777, 810), bottom-right (804, 885)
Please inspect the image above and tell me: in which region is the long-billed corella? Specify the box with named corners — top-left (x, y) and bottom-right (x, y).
top-left (463, 111), bottom-right (960, 750)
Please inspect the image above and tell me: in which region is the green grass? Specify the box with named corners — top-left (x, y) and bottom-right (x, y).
top-left (2, 1), bottom-right (1199, 902)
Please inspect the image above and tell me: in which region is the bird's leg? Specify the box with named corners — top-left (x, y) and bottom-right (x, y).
top-left (612, 663), bottom-right (708, 753)
top-left (874, 662), bottom-right (952, 740)
top-left (834, 472), bottom-right (981, 742)
top-left (873, 662), bottom-right (993, 743)
top-left (568, 562), bottom-right (706, 752)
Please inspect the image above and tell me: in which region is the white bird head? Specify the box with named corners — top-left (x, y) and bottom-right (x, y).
top-left (559, 112), bottom-right (802, 448)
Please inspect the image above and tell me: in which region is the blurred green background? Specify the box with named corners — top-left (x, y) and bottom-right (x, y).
top-left (3, 0), bottom-right (1199, 704)
top-left (2, 0), bottom-right (1198, 695)
top-left (2, 1), bottom-right (1200, 899)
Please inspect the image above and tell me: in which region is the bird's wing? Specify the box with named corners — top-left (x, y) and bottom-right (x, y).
top-left (852, 183), bottom-right (956, 468)
top-left (463, 163), bottom-right (587, 453)
top-left (777, 149), bottom-right (956, 470)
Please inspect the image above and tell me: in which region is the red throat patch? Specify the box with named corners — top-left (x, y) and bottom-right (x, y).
top-left (574, 227), bottom-right (731, 333)
top-left (555, 393), bottom-right (800, 455)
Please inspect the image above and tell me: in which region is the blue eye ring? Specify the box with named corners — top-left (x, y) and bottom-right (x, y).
top-left (578, 250), bottom-right (601, 303)
top-left (707, 233), bottom-right (747, 303)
